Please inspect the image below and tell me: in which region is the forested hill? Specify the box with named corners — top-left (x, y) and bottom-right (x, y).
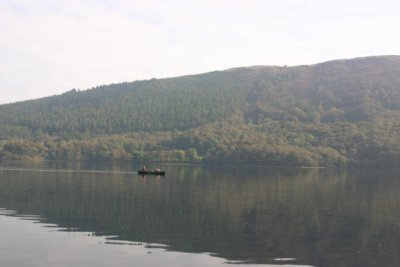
top-left (1, 55), bottom-right (400, 167)
top-left (0, 70), bottom-right (249, 136)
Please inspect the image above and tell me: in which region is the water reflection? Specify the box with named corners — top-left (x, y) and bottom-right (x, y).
top-left (0, 164), bottom-right (399, 267)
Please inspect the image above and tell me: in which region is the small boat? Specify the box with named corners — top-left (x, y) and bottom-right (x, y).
top-left (138, 170), bottom-right (166, 176)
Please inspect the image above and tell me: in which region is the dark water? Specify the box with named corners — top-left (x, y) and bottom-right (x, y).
top-left (0, 162), bottom-right (399, 267)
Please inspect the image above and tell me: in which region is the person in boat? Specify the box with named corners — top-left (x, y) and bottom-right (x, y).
top-left (142, 166), bottom-right (148, 171)
top-left (155, 167), bottom-right (160, 172)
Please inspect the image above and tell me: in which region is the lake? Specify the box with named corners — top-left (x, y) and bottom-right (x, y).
top-left (0, 162), bottom-right (399, 267)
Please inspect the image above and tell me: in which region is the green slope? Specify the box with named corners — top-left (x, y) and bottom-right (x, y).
top-left (0, 71), bottom-right (250, 137)
top-left (1, 55), bottom-right (400, 167)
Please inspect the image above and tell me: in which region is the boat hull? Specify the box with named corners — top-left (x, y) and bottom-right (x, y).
top-left (138, 170), bottom-right (165, 176)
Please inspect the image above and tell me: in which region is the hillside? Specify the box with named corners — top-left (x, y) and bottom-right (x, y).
top-left (1, 55), bottom-right (400, 167)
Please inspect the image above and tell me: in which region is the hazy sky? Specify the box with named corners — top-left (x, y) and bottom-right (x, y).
top-left (1, 0), bottom-right (400, 104)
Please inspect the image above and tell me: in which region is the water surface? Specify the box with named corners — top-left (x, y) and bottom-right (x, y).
top-left (0, 162), bottom-right (399, 266)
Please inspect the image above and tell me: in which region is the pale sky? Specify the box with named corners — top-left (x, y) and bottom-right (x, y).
top-left (1, 0), bottom-right (400, 104)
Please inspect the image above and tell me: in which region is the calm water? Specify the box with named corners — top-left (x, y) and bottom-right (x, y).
top-left (0, 162), bottom-right (399, 267)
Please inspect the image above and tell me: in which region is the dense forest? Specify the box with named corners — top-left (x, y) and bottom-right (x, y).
top-left (1, 55), bottom-right (400, 167)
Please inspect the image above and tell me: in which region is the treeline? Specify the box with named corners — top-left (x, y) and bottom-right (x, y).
top-left (1, 112), bottom-right (400, 167)
top-left (1, 56), bottom-right (400, 167)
